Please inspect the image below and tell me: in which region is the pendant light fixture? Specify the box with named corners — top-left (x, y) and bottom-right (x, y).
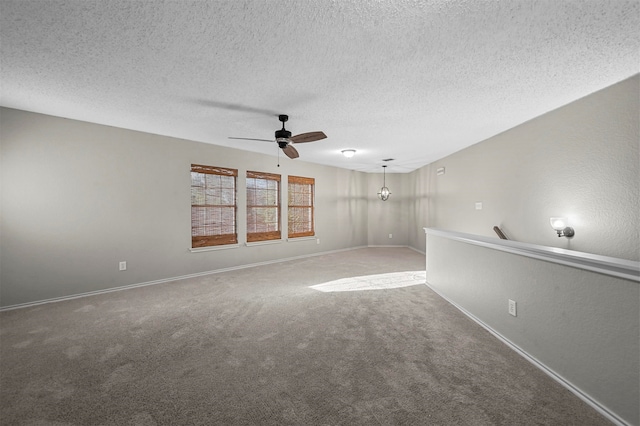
top-left (377, 165), bottom-right (391, 201)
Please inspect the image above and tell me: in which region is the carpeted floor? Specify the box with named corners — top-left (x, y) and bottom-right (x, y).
top-left (0, 248), bottom-right (610, 425)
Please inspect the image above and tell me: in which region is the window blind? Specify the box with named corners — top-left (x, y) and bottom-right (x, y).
top-left (288, 175), bottom-right (315, 238)
top-left (247, 171), bottom-right (281, 242)
top-left (191, 164), bottom-right (238, 247)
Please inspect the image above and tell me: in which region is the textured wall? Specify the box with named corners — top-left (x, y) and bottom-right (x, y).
top-left (409, 75), bottom-right (640, 261)
top-left (0, 108), bottom-right (370, 307)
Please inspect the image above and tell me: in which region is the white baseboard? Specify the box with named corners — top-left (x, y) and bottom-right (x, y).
top-left (0, 245), bottom-right (369, 312)
top-left (366, 244), bottom-right (426, 255)
top-left (424, 281), bottom-right (629, 426)
top-left (407, 246), bottom-right (426, 255)
top-left (2, 245), bottom-right (430, 312)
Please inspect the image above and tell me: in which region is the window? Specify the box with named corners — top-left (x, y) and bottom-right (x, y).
top-left (288, 175), bottom-right (315, 238)
top-left (246, 171), bottom-right (281, 242)
top-left (190, 164), bottom-right (237, 248)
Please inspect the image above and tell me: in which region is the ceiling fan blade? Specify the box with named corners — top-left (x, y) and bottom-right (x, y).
top-left (228, 137), bottom-right (274, 142)
top-left (282, 145), bottom-right (299, 159)
top-left (290, 131), bottom-right (327, 143)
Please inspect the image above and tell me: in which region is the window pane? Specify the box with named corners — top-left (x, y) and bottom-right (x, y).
top-left (256, 189), bottom-right (267, 205)
top-left (220, 175), bottom-right (234, 189)
top-left (220, 189), bottom-right (234, 205)
top-left (191, 186), bottom-right (205, 205)
top-left (192, 172), bottom-right (205, 187)
top-left (206, 174), bottom-right (220, 187)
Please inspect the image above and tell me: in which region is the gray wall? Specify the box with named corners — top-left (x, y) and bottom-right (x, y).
top-left (411, 75), bottom-right (640, 426)
top-left (426, 233), bottom-right (639, 426)
top-left (407, 164), bottom-right (433, 251)
top-left (367, 172), bottom-right (412, 247)
top-left (0, 108), bottom-right (371, 307)
top-left (408, 75), bottom-right (640, 261)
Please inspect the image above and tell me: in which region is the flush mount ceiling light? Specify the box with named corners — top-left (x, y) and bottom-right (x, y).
top-left (377, 165), bottom-right (391, 201)
top-left (341, 149), bottom-right (356, 158)
top-left (550, 217), bottom-right (575, 238)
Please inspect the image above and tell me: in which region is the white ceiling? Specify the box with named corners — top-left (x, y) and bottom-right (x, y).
top-left (1, 1), bottom-right (638, 173)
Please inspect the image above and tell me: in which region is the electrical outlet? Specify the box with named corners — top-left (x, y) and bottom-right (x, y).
top-left (119, 261), bottom-right (127, 271)
top-left (508, 299), bottom-right (517, 317)
top-left (316, 238), bottom-right (320, 245)
top-left (389, 233), bottom-right (393, 239)
top-left (475, 202), bottom-right (483, 210)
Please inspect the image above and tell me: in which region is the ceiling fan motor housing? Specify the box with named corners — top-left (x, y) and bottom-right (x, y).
top-left (275, 129), bottom-right (292, 146)
top-left (276, 114), bottom-right (291, 145)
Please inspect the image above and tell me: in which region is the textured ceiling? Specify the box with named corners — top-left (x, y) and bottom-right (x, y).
top-left (1, 0), bottom-right (638, 173)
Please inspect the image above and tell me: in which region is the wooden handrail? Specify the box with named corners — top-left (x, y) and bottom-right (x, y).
top-left (493, 226), bottom-right (508, 240)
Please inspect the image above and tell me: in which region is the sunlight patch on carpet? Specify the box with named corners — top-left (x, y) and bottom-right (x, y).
top-left (309, 271), bottom-right (426, 292)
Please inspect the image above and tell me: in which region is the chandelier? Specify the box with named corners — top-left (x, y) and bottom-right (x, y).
top-left (377, 165), bottom-right (391, 201)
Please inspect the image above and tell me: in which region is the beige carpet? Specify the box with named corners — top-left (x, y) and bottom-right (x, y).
top-left (0, 248), bottom-right (610, 425)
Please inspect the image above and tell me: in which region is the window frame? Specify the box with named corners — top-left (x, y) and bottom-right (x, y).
top-left (287, 175), bottom-right (315, 238)
top-left (190, 164), bottom-right (238, 248)
top-left (246, 171), bottom-right (281, 243)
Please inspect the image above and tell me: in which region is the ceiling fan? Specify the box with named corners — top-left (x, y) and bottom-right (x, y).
top-left (229, 114), bottom-right (327, 159)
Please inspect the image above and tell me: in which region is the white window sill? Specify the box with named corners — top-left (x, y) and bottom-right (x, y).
top-left (287, 236), bottom-right (317, 242)
top-left (189, 244), bottom-right (240, 253)
top-left (245, 240), bottom-right (283, 247)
